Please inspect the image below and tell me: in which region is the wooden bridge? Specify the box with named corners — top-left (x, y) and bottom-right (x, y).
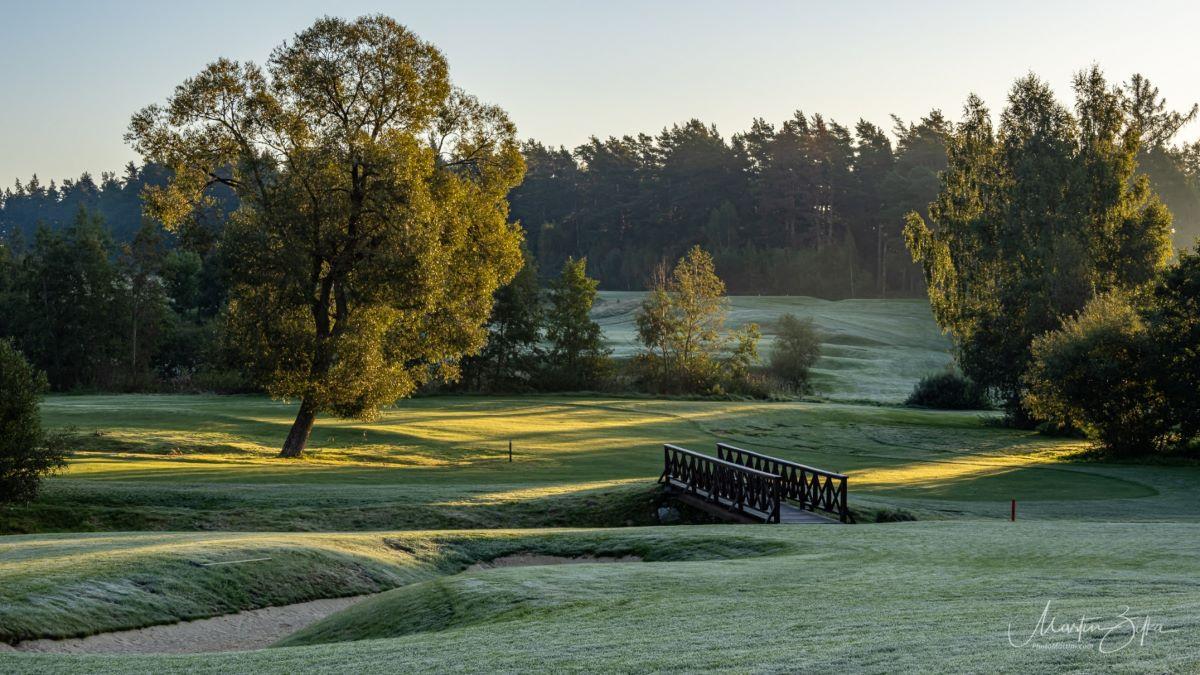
top-left (659, 442), bottom-right (853, 524)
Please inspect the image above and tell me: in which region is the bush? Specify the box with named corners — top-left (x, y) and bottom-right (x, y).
top-left (0, 339), bottom-right (68, 503)
top-left (1024, 294), bottom-right (1171, 455)
top-left (768, 314), bottom-right (821, 393)
top-left (906, 370), bottom-right (991, 410)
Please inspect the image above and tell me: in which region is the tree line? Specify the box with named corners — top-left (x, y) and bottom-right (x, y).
top-left (5, 95), bottom-right (1199, 306)
top-left (908, 67), bottom-right (1200, 456)
top-left (511, 112), bottom-right (949, 298)
top-left (1, 13), bottom-right (1199, 463)
top-left (508, 91), bottom-right (1200, 298)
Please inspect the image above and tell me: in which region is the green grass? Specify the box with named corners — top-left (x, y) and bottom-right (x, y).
top-left (7, 393), bottom-right (1197, 534)
top-left (0, 528), bottom-right (785, 643)
top-left (3, 295), bottom-right (1199, 672)
top-left (593, 292), bottom-right (953, 402)
top-left (4, 523), bottom-right (1200, 673)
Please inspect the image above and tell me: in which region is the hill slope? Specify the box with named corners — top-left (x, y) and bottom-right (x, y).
top-left (592, 293), bottom-right (953, 402)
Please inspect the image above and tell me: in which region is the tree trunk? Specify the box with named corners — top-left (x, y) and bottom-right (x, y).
top-left (280, 398), bottom-right (317, 458)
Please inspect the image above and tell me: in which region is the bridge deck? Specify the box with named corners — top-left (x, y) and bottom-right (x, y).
top-left (664, 478), bottom-right (841, 525)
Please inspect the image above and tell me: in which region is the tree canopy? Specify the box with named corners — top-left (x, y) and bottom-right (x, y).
top-left (127, 15), bottom-right (526, 456)
top-left (635, 246), bottom-right (760, 394)
top-left (905, 68), bottom-right (1175, 416)
top-left (0, 340), bottom-right (67, 503)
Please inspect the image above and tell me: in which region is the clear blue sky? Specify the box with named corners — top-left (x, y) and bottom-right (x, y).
top-left (2, 0), bottom-right (1198, 185)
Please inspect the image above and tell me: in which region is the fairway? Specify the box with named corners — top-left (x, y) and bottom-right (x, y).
top-left (6, 393), bottom-right (1194, 537)
top-left (4, 391), bottom-right (1200, 672)
top-left (593, 292), bottom-right (953, 402)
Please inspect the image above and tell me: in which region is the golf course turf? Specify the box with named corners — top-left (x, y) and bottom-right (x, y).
top-left (2, 297), bottom-right (1198, 673)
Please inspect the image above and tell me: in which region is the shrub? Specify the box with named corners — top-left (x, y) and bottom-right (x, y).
top-left (1024, 294), bottom-right (1171, 455)
top-left (0, 339), bottom-right (68, 503)
top-left (906, 370), bottom-right (991, 410)
top-left (768, 314), bottom-right (821, 393)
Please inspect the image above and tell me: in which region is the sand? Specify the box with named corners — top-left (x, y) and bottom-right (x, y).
top-left (10, 595), bottom-right (374, 655)
top-left (8, 555), bottom-right (641, 655)
top-left (467, 553), bottom-right (642, 570)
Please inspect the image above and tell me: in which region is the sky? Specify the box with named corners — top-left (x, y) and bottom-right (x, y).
top-left (2, 0), bottom-right (1199, 185)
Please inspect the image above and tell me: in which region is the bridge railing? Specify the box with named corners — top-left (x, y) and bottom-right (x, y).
top-left (716, 443), bottom-right (853, 523)
top-left (659, 444), bottom-right (781, 523)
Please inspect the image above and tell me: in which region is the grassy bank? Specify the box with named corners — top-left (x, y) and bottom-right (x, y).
top-left (3, 522), bottom-right (1198, 672)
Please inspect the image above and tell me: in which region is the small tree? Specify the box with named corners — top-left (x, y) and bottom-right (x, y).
top-left (543, 257), bottom-right (610, 389)
top-left (769, 314), bottom-right (821, 392)
top-left (1024, 294), bottom-right (1171, 454)
top-left (906, 371), bottom-right (991, 410)
top-left (635, 246), bottom-right (760, 393)
top-left (0, 340), bottom-right (67, 503)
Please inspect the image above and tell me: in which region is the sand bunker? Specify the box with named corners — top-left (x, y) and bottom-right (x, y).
top-left (5, 555), bottom-right (641, 655)
top-left (467, 553), bottom-right (642, 570)
top-left (9, 595), bottom-right (374, 655)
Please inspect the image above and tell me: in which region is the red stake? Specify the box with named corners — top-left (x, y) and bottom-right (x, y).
top-left (1011, 499), bottom-right (1016, 522)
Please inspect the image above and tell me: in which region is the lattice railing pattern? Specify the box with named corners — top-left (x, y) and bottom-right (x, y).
top-left (659, 444), bottom-right (781, 523)
top-left (716, 443), bottom-right (853, 523)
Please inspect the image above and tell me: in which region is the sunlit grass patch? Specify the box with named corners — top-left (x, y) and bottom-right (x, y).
top-left (12, 393), bottom-right (1195, 534)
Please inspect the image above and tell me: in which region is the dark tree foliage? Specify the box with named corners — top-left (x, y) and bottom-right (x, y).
top-left (508, 113), bottom-right (952, 298)
top-left (906, 69), bottom-right (1175, 418)
top-left (0, 205), bottom-right (231, 391)
top-left (0, 340), bottom-right (67, 503)
top-left (543, 257), bottom-right (611, 390)
top-left (1025, 294), bottom-right (1171, 454)
top-left (906, 371), bottom-right (991, 410)
top-left (0, 163), bottom-right (237, 246)
top-left (1, 69), bottom-right (1197, 401)
top-left (459, 251), bottom-right (543, 392)
top-left (768, 314), bottom-right (821, 393)
top-left (5, 77), bottom-right (1196, 300)
top-left (8, 209), bottom-right (128, 389)
top-left (1024, 243), bottom-right (1200, 456)
top-left (1146, 246), bottom-right (1200, 441)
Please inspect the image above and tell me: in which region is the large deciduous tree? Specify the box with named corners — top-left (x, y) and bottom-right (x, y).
top-left (128, 15), bottom-right (526, 457)
top-left (905, 68), bottom-right (1173, 418)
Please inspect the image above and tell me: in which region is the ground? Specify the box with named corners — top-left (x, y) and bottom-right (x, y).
top-left (2, 297), bottom-right (1198, 673)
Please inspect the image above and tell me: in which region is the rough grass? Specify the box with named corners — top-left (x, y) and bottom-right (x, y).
top-left (4, 523), bottom-right (1200, 673)
top-left (0, 529), bottom-right (787, 643)
top-left (593, 292), bottom-right (953, 402)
